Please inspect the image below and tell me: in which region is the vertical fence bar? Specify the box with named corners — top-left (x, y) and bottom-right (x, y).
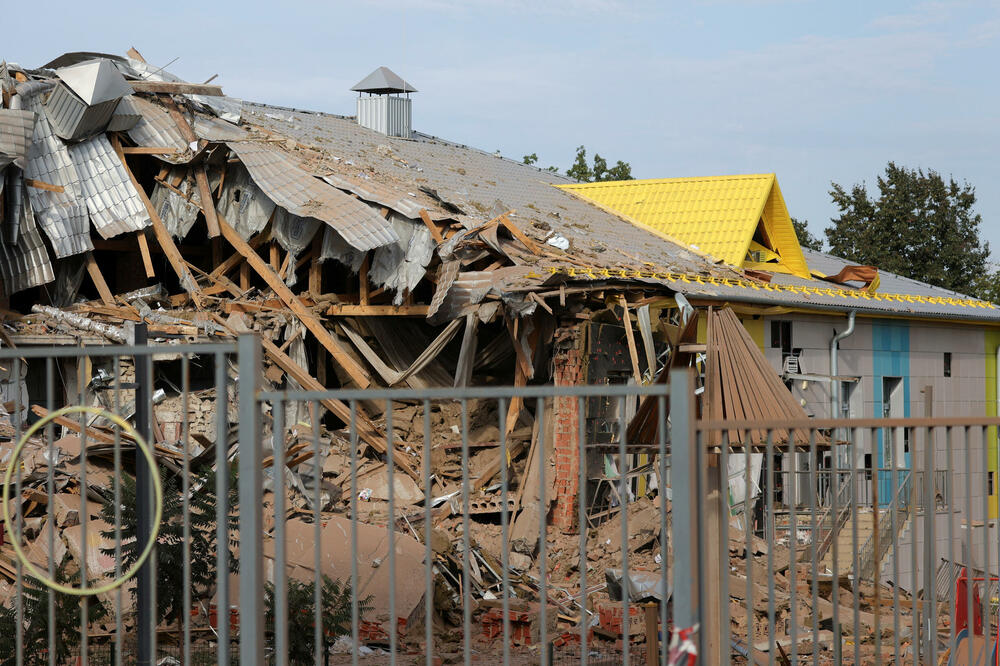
top-left (45, 357), bottom-right (55, 666)
top-left (946, 426), bottom-right (955, 658)
top-left (717, 431), bottom-right (730, 666)
top-left (616, 395), bottom-right (627, 666)
top-left (870, 428), bottom-right (880, 662)
top-left (214, 351), bottom-right (230, 666)
top-left (925, 422), bottom-right (937, 665)
top-left (890, 426), bottom-right (900, 664)
top-left (313, 400), bottom-right (323, 666)
top-left (765, 428), bottom-right (775, 666)
top-left (982, 425), bottom-right (991, 661)
top-left (237, 333), bottom-right (264, 666)
top-left (965, 426), bottom-right (972, 666)
top-left (113, 356), bottom-right (123, 666)
top-left (273, 398), bottom-right (287, 666)
top-left (135, 327), bottom-right (154, 666)
top-left (657, 393), bottom-right (668, 666)
top-left (911, 425), bottom-right (921, 664)
top-left (461, 398), bottom-right (472, 666)
top-left (786, 429), bottom-right (797, 666)
top-left (423, 399), bottom-right (434, 666)
top-left (181, 355), bottom-right (192, 666)
top-left (808, 429), bottom-right (818, 666)
top-left (349, 401), bottom-right (360, 666)
top-left (78, 358), bottom-right (89, 666)
top-left (578, 395), bottom-right (589, 666)
top-left (744, 432), bottom-right (753, 662)
top-left (669, 369), bottom-right (699, 645)
top-left (498, 397), bottom-right (511, 666)
top-left (831, 423), bottom-right (840, 665)
top-left (387, 402), bottom-right (398, 666)
top-left (850, 426), bottom-right (859, 666)
top-left (13, 358), bottom-right (22, 666)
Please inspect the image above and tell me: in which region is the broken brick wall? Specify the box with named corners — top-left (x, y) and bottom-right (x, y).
top-left (552, 322), bottom-right (586, 532)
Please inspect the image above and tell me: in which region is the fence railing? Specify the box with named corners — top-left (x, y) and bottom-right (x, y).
top-left (1, 339), bottom-right (998, 665)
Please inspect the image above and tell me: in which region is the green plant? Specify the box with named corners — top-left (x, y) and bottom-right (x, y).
top-left (264, 575), bottom-right (374, 664)
top-left (100, 463), bottom-right (240, 630)
top-left (0, 564), bottom-right (108, 666)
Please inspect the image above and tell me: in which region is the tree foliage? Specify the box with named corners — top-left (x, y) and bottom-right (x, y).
top-left (0, 564), bottom-right (108, 666)
top-left (264, 574), bottom-right (373, 663)
top-left (100, 463), bottom-right (240, 628)
top-left (791, 217), bottom-right (823, 251)
top-left (566, 145), bottom-right (633, 182)
top-left (521, 152), bottom-right (559, 173)
top-left (824, 162), bottom-right (991, 296)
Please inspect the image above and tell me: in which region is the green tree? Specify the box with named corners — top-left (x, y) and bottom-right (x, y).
top-left (522, 153), bottom-right (538, 165)
top-left (566, 145), bottom-right (633, 183)
top-left (824, 162), bottom-right (990, 296)
top-left (791, 217), bottom-right (823, 251)
top-left (100, 464), bottom-right (240, 631)
top-left (0, 564), bottom-right (108, 666)
top-left (264, 574), bottom-right (373, 663)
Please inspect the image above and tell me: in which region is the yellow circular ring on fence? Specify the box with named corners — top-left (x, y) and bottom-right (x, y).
top-left (2, 405), bottom-right (164, 596)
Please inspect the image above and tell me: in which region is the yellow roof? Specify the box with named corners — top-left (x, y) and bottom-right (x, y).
top-left (558, 174), bottom-right (811, 279)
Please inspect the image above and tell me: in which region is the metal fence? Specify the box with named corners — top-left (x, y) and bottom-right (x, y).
top-left (2, 336), bottom-right (1000, 665)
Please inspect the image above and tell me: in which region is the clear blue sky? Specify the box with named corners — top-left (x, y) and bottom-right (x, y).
top-left (7, 1), bottom-right (1000, 256)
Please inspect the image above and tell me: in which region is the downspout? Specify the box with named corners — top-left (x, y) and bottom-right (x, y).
top-left (830, 311), bottom-right (857, 469)
top-left (830, 310), bottom-right (857, 421)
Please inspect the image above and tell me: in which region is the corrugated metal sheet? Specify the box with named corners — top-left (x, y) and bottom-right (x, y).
top-left (66, 133), bottom-right (151, 239)
top-left (226, 141), bottom-right (399, 251)
top-left (369, 216), bottom-right (435, 304)
top-left (43, 84), bottom-right (120, 141)
top-left (272, 209), bottom-right (321, 287)
top-left (357, 96), bottom-right (411, 138)
top-left (559, 174), bottom-right (810, 278)
top-left (321, 172), bottom-right (442, 220)
top-left (125, 96), bottom-right (192, 163)
top-left (242, 104), bottom-right (725, 280)
top-left (16, 81), bottom-right (92, 258)
top-left (150, 169), bottom-right (201, 240)
top-left (192, 114), bottom-right (247, 141)
top-left (0, 109), bottom-right (35, 169)
top-left (105, 96), bottom-right (141, 132)
top-left (0, 185), bottom-right (54, 296)
top-left (216, 162), bottom-right (275, 240)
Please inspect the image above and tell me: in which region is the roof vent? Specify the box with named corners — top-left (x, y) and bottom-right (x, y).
top-left (351, 67), bottom-right (416, 139)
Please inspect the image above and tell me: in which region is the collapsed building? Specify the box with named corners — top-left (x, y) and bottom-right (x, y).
top-left (2, 48), bottom-right (1000, 661)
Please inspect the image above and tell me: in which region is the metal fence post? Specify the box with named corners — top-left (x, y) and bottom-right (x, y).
top-left (134, 323), bottom-right (154, 666)
top-left (238, 333), bottom-right (264, 666)
top-left (670, 368), bottom-right (702, 648)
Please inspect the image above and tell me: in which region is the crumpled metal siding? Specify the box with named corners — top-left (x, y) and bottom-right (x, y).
top-left (43, 83), bottom-right (121, 142)
top-left (105, 96), bottom-right (141, 132)
top-left (0, 109), bottom-right (35, 170)
top-left (150, 170), bottom-right (201, 240)
top-left (192, 114), bottom-right (247, 141)
top-left (272, 208), bottom-right (321, 287)
top-left (369, 216), bottom-right (435, 305)
top-left (125, 96), bottom-right (192, 163)
top-left (17, 81), bottom-right (92, 258)
top-left (216, 162), bottom-right (275, 240)
top-left (67, 133), bottom-right (151, 239)
top-left (322, 173), bottom-right (439, 220)
top-left (226, 141), bottom-right (398, 251)
top-left (0, 185), bottom-right (54, 296)
top-left (319, 226), bottom-right (365, 273)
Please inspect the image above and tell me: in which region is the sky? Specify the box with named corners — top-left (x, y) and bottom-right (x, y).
top-left (6, 1), bottom-right (1000, 256)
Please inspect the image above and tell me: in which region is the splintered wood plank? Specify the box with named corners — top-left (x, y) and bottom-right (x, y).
top-left (194, 166), bottom-right (220, 238)
top-left (308, 233), bottom-right (323, 296)
top-left (419, 209), bottom-right (444, 244)
top-left (618, 295), bottom-right (642, 383)
top-left (24, 178), bottom-right (63, 193)
top-left (210, 234), bottom-right (267, 280)
top-left (259, 337), bottom-right (418, 480)
top-left (216, 211), bottom-right (371, 388)
top-left (84, 252), bottom-right (115, 306)
top-left (499, 214), bottom-right (542, 255)
top-left (132, 81), bottom-right (224, 96)
top-left (136, 232), bottom-right (155, 278)
top-left (111, 135), bottom-right (203, 307)
top-left (325, 304), bottom-right (429, 316)
top-left (121, 147), bottom-right (180, 155)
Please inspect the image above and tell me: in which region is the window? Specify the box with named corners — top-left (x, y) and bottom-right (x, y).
top-left (990, 471), bottom-right (995, 497)
top-left (864, 453), bottom-right (872, 481)
top-left (944, 352), bottom-right (952, 377)
top-left (770, 321), bottom-right (792, 353)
